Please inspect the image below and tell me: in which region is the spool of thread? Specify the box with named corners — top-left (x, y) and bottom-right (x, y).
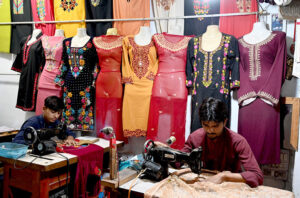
top-left (166, 136), bottom-right (176, 146)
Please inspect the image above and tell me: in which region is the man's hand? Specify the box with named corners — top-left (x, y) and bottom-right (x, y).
top-left (204, 171), bottom-right (229, 184)
top-left (154, 141), bottom-right (169, 148)
top-left (64, 136), bottom-right (79, 146)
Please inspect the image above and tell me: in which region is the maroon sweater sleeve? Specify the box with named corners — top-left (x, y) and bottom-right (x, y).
top-left (235, 136), bottom-right (263, 187)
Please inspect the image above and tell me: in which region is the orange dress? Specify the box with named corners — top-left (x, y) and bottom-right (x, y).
top-left (219, 0), bottom-right (258, 38)
top-left (113, 0), bottom-right (150, 36)
top-left (122, 36), bottom-right (158, 137)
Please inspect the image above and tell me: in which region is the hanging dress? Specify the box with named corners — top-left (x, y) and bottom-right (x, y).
top-left (31, 0), bottom-right (56, 36)
top-left (55, 38), bottom-right (99, 130)
top-left (0, 0), bottom-right (11, 53)
top-left (93, 35), bottom-right (126, 141)
top-left (219, 0), bottom-right (258, 39)
top-left (113, 0), bottom-right (150, 36)
top-left (85, 0), bottom-right (112, 37)
top-left (184, 0), bottom-right (220, 36)
top-left (186, 33), bottom-right (240, 132)
top-left (35, 36), bottom-right (64, 115)
top-left (122, 36), bottom-right (158, 137)
top-left (147, 33), bottom-right (192, 149)
top-left (10, 0), bottom-right (33, 54)
top-left (53, 0), bottom-right (86, 38)
top-left (152, 0), bottom-right (184, 35)
top-left (11, 32), bottom-right (45, 111)
top-left (238, 32), bottom-right (286, 164)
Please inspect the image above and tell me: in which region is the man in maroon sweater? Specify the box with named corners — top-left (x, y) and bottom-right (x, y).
top-left (156, 97), bottom-right (263, 187)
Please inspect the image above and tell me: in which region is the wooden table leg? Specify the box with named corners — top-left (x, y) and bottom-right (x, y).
top-left (3, 166), bottom-right (9, 198)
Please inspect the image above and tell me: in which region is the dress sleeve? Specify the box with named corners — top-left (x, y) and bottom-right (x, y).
top-left (236, 137), bottom-right (264, 187)
top-left (11, 37), bottom-right (27, 72)
top-left (55, 39), bottom-right (69, 86)
top-left (146, 44), bottom-right (158, 81)
top-left (228, 36), bottom-right (240, 89)
top-left (257, 32), bottom-right (287, 106)
top-left (185, 38), bottom-right (195, 89)
top-left (121, 37), bottom-right (133, 84)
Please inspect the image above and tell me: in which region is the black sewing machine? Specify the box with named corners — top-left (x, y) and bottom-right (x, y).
top-left (142, 140), bottom-right (202, 181)
top-left (23, 123), bottom-right (67, 155)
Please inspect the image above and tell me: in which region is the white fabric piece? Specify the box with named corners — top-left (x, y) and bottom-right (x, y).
top-left (293, 19), bottom-right (300, 78)
top-left (152, 0), bottom-right (184, 35)
top-left (275, 0), bottom-right (292, 6)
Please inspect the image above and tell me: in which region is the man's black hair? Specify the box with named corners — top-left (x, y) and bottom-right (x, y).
top-left (199, 97), bottom-right (228, 123)
top-left (44, 96), bottom-right (64, 112)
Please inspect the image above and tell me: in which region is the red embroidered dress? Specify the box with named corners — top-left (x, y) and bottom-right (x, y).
top-left (93, 35), bottom-right (126, 141)
top-left (55, 38), bottom-right (99, 130)
top-left (11, 32), bottom-right (45, 111)
top-left (36, 36), bottom-right (64, 115)
top-left (147, 33), bottom-right (192, 149)
top-left (122, 36), bottom-right (158, 137)
top-left (219, 0), bottom-right (258, 39)
top-left (31, 0), bottom-right (56, 36)
top-left (238, 32), bottom-right (286, 164)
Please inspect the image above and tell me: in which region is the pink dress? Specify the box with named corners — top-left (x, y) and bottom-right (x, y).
top-left (31, 0), bottom-right (56, 35)
top-left (35, 36), bottom-right (64, 115)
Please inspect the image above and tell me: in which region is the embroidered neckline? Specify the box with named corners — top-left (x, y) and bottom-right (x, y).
top-left (128, 37), bottom-right (154, 79)
top-left (93, 36), bottom-right (123, 50)
top-left (239, 33), bottom-right (275, 47)
top-left (42, 36), bottom-right (64, 71)
top-left (23, 36), bottom-right (42, 65)
top-left (153, 33), bottom-right (191, 52)
top-left (198, 34), bottom-right (225, 54)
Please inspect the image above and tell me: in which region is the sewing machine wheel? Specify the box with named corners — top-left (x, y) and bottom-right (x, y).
top-left (143, 139), bottom-right (155, 161)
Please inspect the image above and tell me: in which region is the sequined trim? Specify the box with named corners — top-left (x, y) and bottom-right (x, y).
top-left (123, 129), bottom-right (147, 137)
top-left (122, 76), bottom-right (133, 84)
top-left (239, 33), bottom-right (276, 81)
top-left (93, 36), bottom-right (123, 50)
top-left (146, 71), bottom-right (156, 81)
top-left (156, 0), bottom-right (174, 10)
top-left (238, 91), bottom-right (256, 104)
top-left (153, 34), bottom-right (191, 52)
top-left (257, 91), bottom-right (279, 105)
top-left (128, 38), bottom-right (154, 79)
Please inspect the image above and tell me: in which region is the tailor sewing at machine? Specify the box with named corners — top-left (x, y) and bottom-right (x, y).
top-left (153, 97), bottom-right (263, 188)
top-left (13, 96), bottom-right (78, 147)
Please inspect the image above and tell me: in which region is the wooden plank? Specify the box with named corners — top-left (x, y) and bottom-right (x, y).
top-left (102, 168), bottom-right (138, 189)
top-left (0, 130), bottom-right (18, 138)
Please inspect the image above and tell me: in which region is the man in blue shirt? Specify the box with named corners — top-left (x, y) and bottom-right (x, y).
top-left (13, 96), bottom-right (77, 146)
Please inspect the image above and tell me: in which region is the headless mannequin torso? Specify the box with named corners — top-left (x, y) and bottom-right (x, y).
top-left (134, 26), bottom-right (152, 46)
top-left (243, 22), bottom-right (271, 45)
top-left (201, 25), bottom-right (222, 52)
top-left (71, 28), bottom-right (90, 47)
top-left (27, 29), bottom-right (42, 45)
top-left (106, 28), bottom-right (118, 35)
top-left (54, 29), bottom-right (65, 37)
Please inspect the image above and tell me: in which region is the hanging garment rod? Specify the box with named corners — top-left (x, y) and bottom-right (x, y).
top-left (0, 11), bottom-right (268, 25)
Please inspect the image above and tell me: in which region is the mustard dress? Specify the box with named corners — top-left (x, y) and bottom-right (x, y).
top-left (0, 0), bottom-right (11, 53)
top-left (53, 0), bottom-right (86, 38)
top-left (122, 36), bottom-right (158, 137)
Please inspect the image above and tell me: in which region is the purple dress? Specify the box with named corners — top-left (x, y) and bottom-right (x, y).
top-left (237, 31), bottom-right (286, 164)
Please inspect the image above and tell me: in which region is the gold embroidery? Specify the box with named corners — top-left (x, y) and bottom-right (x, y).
top-left (121, 76), bottom-right (133, 84)
top-left (257, 91), bottom-right (279, 105)
top-left (239, 34), bottom-right (276, 81)
top-left (238, 91), bottom-right (256, 104)
top-left (128, 38), bottom-right (154, 79)
top-left (146, 71), bottom-right (156, 81)
top-left (153, 34), bottom-right (191, 52)
top-left (123, 129), bottom-right (147, 137)
top-left (93, 36), bottom-right (123, 50)
top-left (156, 0), bottom-right (174, 11)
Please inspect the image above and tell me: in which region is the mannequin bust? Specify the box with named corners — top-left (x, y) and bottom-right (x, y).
top-left (201, 25), bottom-right (222, 52)
top-left (106, 28), bottom-right (118, 35)
top-left (243, 22), bottom-right (271, 44)
top-left (134, 26), bottom-right (152, 46)
top-left (54, 29), bottom-right (65, 37)
top-left (27, 29), bottom-right (42, 45)
top-left (71, 28), bottom-right (90, 47)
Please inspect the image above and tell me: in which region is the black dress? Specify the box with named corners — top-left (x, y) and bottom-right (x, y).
top-left (186, 33), bottom-right (240, 132)
top-left (85, 0), bottom-right (112, 37)
top-left (10, 0), bottom-right (33, 54)
top-left (11, 32), bottom-right (45, 111)
top-left (184, 0), bottom-right (220, 36)
top-left (55, 37), bottom-right (99, 130)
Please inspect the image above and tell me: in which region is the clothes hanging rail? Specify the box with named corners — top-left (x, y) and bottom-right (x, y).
top-left (0, 11), bottom-right (268, 25)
